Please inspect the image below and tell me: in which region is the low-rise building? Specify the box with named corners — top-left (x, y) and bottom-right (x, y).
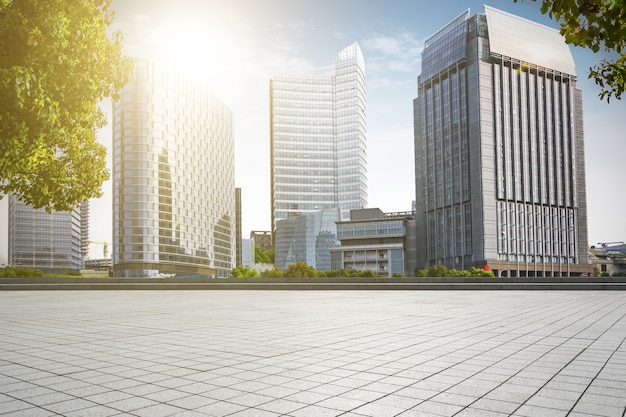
top-left (331, 208), bottom-right (417, 277)
top-left (0, 195), bottom-right (83, 273)
top-left (250, 231), bottom-right (273, 252)
top-left (274, 208), bottom-right (340, 271)
top-left (589, 244), bottom-right (626, 276)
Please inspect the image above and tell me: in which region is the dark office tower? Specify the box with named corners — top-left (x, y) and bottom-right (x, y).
top-left (414, 6), bottom-right (591, 277)
top-left (113, 60), bottom-right (235, 278)
top-left (270, 43), bottom-right (367, 237)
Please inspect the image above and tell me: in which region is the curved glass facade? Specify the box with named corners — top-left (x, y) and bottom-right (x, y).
top-left (270, 43), bottom-right (367, 234)
top-left (112, 61), bottom-right (235, 278)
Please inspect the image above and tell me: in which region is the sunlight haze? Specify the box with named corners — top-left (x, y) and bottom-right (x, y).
top-left (88, 0), bottom-right (626, 258)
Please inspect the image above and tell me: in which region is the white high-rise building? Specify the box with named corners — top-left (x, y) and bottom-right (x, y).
top-left (112, 60), bottom-right (235, 278)
top-left (270, 43), bottom-right (367, 237)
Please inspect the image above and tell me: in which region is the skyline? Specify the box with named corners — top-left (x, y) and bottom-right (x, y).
top-left (88, 0), bottom-right (626, 259)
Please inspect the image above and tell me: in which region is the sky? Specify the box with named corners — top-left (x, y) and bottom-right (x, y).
top-left (88, 0), bottom-right (626, 259)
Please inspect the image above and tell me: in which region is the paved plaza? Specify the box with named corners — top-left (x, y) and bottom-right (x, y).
top-left (1, 290), bottom-right (625, 417)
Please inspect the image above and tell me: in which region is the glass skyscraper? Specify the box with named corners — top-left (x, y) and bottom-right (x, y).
top-left (274, 208), bottom-right (340, 271)
top-left (112, 61), bottom-right (235, 278)
top-left (414, 6), bottom-right (591, 277)
top-left (1, 195), bottom-right (82, 273)
top-left (270, 43), bottom-right (367, 237)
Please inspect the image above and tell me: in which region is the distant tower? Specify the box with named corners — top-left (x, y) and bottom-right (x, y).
top-left (112, 60), bottom-right (235, 277)
top-left (235, 187), bottom-right (242, 266)
top-left (270, 43), bottom-right (367, 237)
top-left (79, 200), bottom-right (90, 262)
top-left (414, 6), bottom-right (591, 277)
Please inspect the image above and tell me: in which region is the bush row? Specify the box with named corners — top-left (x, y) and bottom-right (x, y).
top-left (231, 263), bottom-right (495, 278)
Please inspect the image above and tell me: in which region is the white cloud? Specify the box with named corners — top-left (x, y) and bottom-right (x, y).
top-left (333, 31), bottom-right (346, 40)
top-left (361, 32), bottom-right (423, 92)
top-left (363, 32), bottom-right (423, 60)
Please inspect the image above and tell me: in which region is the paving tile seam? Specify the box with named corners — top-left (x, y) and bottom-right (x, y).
top-left (330, 294), bottom-right (613, 416)
top-left (243, 295), bottom-right (554, 410)
top-left (2, 309), bottom-right (589, 417)
top-left (485, 303), bottom-right (626, 416)
top-left (158, 294), bottom-right (540, 398)
top-left (0, 300), bottom-right (608, 374)
top-left (0, 390), bottom-right (105, 417)
top-left (0, 351), bottom-right (277, 415)
top-left (2, 292), bottom-right (626, 417)
top-left (420, 296), bottom-right (626, 416)
top-left (564, 316), bottom-right (626, 416)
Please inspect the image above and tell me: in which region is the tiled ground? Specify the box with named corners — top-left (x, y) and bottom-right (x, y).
top-left (1, 290), bottom-right (625, 417)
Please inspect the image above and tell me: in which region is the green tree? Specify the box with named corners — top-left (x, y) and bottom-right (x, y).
top-left (284, 262), bottom-right (318, 278)
top-left (230, 265), bottom-right (259, 278)
top-left (254, 246), bottom-right (272, 264)
top-left (515, 0), bottom-right (625, 101)
top-left (0, 0), bottom-right (131, 211)
top-left (260, 267), bottom-right (284, 278)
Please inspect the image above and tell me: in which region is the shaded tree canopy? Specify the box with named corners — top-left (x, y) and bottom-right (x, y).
top-left (284, 262), bottom-right (318, 278)
top-left (516, 0), bottom-right (625, 101)
top-left (254, 246), bottom-right (274, 264)
top-left (0, 0), bottom-right (131, 211)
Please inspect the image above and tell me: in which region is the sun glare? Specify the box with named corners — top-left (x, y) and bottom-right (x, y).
top-left (145, 18), bottom-right (244, 100)
top-left (152, 22), bottom-right (216, 78)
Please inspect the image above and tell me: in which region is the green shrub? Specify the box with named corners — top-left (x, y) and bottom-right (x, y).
top-left (284, 262), bottom-right (317, 278)
top-left (230, 265), bottom-right (259, 278)
top-left (0, 266), bottom-right (45, 277)
top-left (260, 267), bottom-right (284, 278)
top-left (415, 265), bottom-right (494, 277)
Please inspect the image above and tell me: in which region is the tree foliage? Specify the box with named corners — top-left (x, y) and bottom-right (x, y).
top-left (516, 0), bottom-right (626, 101)
top-left (230, 265), bottom-right (259, 278)
top-left (254, 246), bottom-right (274, 264)
top-left (0, 0), bottom-right (132, 211)
top-left (255, 264), bottom-right (381, 278)
top-left (0, 266), bottom-right (44, 277)
top-left (260, 267), bottom-right (284, 278)
top-left (283, 262), bottom-right (318, 278)
top-left (415, 265), bottom-right (495, 277)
